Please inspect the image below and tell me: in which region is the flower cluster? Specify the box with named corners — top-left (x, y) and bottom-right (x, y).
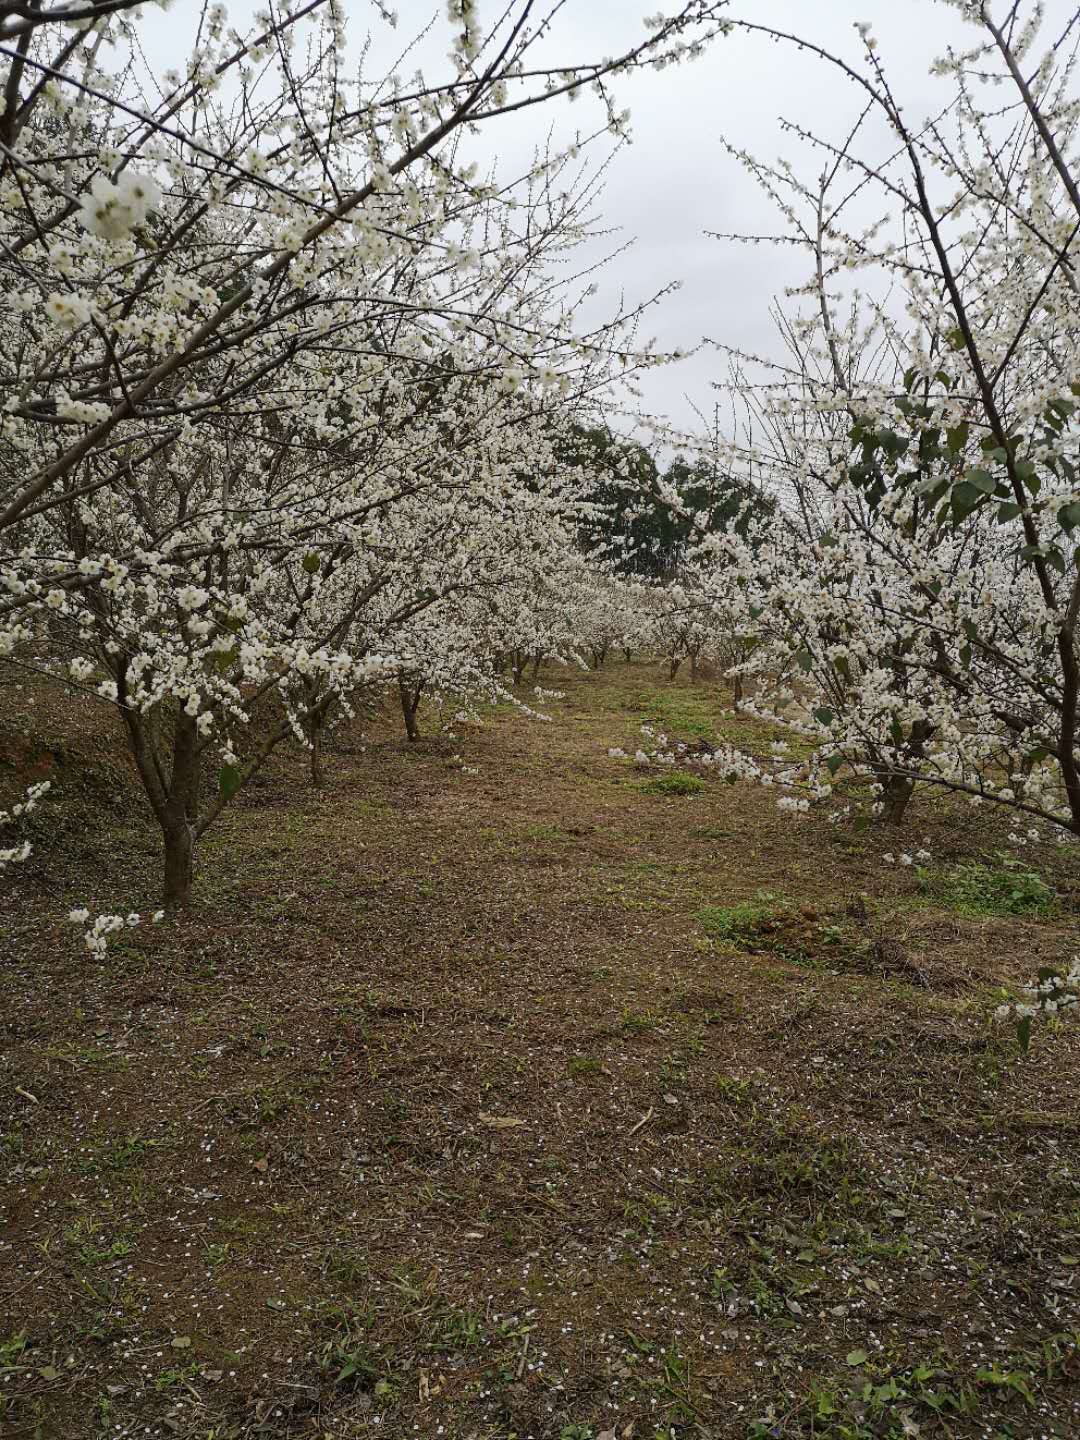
top-left (994, 961), bottom-right (1080, 1050)
top-left (77, 171), bottom-right (162, 241)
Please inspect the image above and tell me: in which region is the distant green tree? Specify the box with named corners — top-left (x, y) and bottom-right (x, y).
top-left (559, 424), bottom-right (769, 577)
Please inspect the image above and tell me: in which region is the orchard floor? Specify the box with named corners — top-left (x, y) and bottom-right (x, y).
top-left (2, 661), bottom-right (1080, 1440)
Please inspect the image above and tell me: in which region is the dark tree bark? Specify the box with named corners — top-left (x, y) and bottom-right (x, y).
top-left (399, 675), bottom-right (422, 742)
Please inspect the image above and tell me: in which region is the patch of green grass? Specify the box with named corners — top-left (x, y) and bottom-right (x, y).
top-left (153, 1363), bottom-right (201, 1393)
top-left (567, 1055), bottom-right (603, 1078)
top-left (0, 1330), bottom-right (27, 1372)
top-left (916, 859), bottom-right (1056, 918)
top-left (621, 1007), bottom-right (662, 1033)
top-left (65, 1216), bottom-right (134, 1266)
top-left (428, 1303), bottom-right (484, 1350)
top-left (746, 1335), bottom-right (1078, 1440)
top-left (697, 891), bottom-right (792, 946)
top-left (642, 770), bottom-right (705, 797)
top-left (603, 681), bottom-right (721, 738)
top-left (100, 1135), bottom-right (158, 1171)
top-left (521, 821), bottom-right (565, 842)
top-left (715, 1074), bottom-right (755, 1107)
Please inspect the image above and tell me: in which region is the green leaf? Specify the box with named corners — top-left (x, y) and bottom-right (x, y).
top-left (813, 706), bottom-right (835, 726)
top-left (959, 644), bottom-right (972, 670)
top-left (946, 327), bottom-right (965, 351)
top-left (914, 474), bottom-right (948, 499)
top-left (945, 421), bottom-right (969, 455)
top-left (218, 764), bottom-right (242, 802)
top-left (302, 552), bottom-right (320, 574)
top-left (1017, 1015), bottom-right (1032, 1054)
top-left (846, 1349), bottom-right (869, 1367)
top-left (879, 430), bottom-right (909, 458)
top-left (996, 502), bottom-right (1024, 523)
top-left (950, 481), bottom-right (984, 521)
top-left (963, 468), bottom-right (996, 495)
top-left (825, 754), bottom-right (844, 776)
top-left (795, 648), bottom-right (814, 673)
top-left (1058, 502), bottom-right (1080, 534)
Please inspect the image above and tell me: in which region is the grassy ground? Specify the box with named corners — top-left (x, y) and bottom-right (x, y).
top-left (1, 661), bottom-right (1079, 1440)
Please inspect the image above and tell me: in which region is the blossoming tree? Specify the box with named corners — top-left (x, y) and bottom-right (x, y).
top-left (690, 1), bottom-right (1080, 839)
top-left (0, 0), bottom-right (728, 914)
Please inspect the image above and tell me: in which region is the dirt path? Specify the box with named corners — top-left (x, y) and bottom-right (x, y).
top-left (2, 663), bottom-right (1079, 1439)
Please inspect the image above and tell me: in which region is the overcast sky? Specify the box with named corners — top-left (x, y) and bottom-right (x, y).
top-left (144, 1), bottom-right (1076, 436)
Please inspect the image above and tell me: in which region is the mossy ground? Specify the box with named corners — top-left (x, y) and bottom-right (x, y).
top-left (1, 661), bottom-right (1079, 1439)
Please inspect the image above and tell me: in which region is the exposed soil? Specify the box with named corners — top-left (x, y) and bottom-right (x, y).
top-left (1, 662), bottom-right (1079, 1439)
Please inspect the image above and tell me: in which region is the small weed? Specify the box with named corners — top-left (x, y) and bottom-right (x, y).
top-left (715, 1074), bottom-right (754, 1107)
top-left (567, 1055), bottom-right (603, 1078)
top-left (154, 1363), bottom-right (200, 1393)
top-left (326, 1340), bottom-right (380, 1391)
top-left (429, 1303), bottom-right (484, 1349)
top-left (327, 1250), bottom-right (369, 1287)
top-left (103, 1135), bottom-right (157, 1171)
top-left (621, 1007), bottom-right (661, 1033)
top-left (77, 1237), bottom-right (134, 1266)
top-left (203, 1241), bottom-right (232, 1269)
top-left (0, 1331), bottom-right (27, 1372)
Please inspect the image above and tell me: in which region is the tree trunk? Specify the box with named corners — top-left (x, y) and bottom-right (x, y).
top-left (185, 749), bottom-right (201, 821)
top-left (669, 656), bottom-right (681, 681)
top-left (310, 714), bottom-right (324, 786)
top-left (162, 711), bottom-right (199, 907)
top-left (306, 689), bottom-right (331, 787)
top-left (881, 774), bottom-right (915, 826)
top-left (733, 675), bottom-right (743, 711)
top-left (879, 721), bottom-right (932, 826)
top-left (690, 651), bottom-right (698, 682)
top-left (399, 676), bottom-right (421, 742)
top-left (162, 820), bottom-right (194, 909)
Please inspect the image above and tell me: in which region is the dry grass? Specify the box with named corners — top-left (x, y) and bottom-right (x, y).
top-left (1, 661), bottom-right (1079, 1440)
